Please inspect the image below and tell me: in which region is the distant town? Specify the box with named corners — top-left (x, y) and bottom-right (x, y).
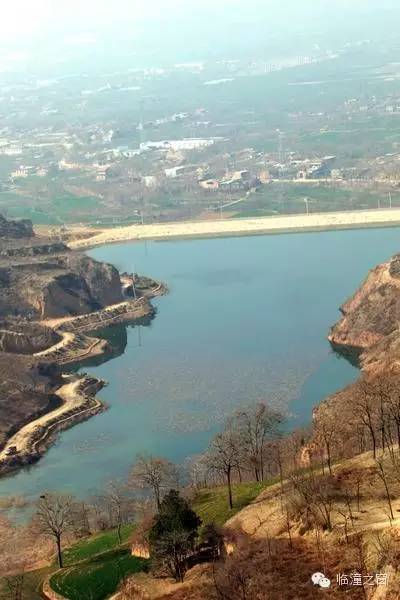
top-left (1, 40), bottom-right (400, 230)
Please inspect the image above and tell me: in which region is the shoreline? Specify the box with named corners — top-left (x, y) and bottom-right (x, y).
top-left (0, 375), bottom-right (106, 476)
top-left (68, 208), bottom-right (400, 249)
top-left (0, 281), bottom-right (167, 478)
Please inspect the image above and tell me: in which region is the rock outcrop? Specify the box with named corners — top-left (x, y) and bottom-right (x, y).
top-left (0, 353), bottom-right (61, 450)
top-left (0, 320), bottom-right (61, 354)
top-left (311, 252), bottom-right (400, 456)
top-left (0, 215), bottom-right (166, 475)
top-left (329, 253), bottom-right (400, 371)
top-left (0, 214), bottom-right (34, 239)
top-left (0, 216), bottom-right (123, 319)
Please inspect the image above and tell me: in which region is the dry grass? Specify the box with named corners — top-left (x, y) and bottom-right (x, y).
top-left (129, 449), bottom-right (400, 599)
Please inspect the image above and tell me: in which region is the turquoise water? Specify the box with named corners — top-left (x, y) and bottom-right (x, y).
top-left (1, 228), bottom-right (400, 504)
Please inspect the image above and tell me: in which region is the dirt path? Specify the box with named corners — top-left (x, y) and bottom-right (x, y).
top-left (68, 208), bottom-right (400, 249)
top-left (0, 378), bottom-right (94, 460)
top-left (34, 331), bottom-right (75, 356)
top-left (40, 300), bottom-right (133, 329)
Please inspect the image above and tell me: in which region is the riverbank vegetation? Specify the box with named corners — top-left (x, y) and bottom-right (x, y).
top-left (2, 392), bottom-right (400, 599)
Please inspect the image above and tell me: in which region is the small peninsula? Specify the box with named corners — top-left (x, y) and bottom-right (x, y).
top-left (0, 215), bottom-right (166, 475)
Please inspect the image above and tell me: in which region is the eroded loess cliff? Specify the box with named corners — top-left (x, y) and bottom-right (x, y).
top-left (0, 214), bottom-right (33, 239)
top-left (0, 215), bottom-right (164, 473)
top-left (0, 215), bottom-right (125, 462)
top-left (0, 320), bottom-right (61, 354)
top-left (311, 252), bottom-right (400, 457)
top-left (0, 215), bottom-right (123, 319)
top-left (0, 353), bottom-right (61, 451)
top-left (329, 253), bottom-right (400, 371)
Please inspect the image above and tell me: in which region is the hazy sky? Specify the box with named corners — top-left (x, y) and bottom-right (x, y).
top-left (2, 0), bottom-right (398, 39)
top-left (0, 1), bottom-right (398, 72)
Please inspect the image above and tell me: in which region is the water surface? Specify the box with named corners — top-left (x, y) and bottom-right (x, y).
top-left (1, 228), bottom-right (400, 504)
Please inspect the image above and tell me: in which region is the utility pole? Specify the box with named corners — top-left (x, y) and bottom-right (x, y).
top-left (132, 264), bottom-right (137, 300)
top-left (304, 197), bottom-right (309, 215)
top-left (389, 191), bottom-right (392, 209)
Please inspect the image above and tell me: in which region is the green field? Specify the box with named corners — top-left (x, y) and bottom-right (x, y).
top-left (0, 525), bottom-right (138, 600)
top-left (1, 482), bottom-right (274, 600)
top-left (0, 193), bottom-right (102, 225)
top-left (50, 549), bottom-right (146, 600)
top-left (193, 479), bottom-right (278, 527)
top-left (50, 524), bottom-right (144, 600)
top-left (51, 482), bottom-right (277, 598)
top-left (231, 183), bottom-right (399, 219)
top-left (62, 524), bottom-right (135, 566)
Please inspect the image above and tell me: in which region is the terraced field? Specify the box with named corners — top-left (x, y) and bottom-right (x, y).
top-left (50, 549), bottom-right (146, 600)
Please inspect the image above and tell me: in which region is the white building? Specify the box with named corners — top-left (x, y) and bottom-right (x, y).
top-left (1, 146), bottom-right (22, 156)
top-left (165, 165), bottom-right (198, 178)
top-left (11, 166), bottom-right (29, 179)
top-left (140, 138), bottom-right (214, 152)
top-left (58, 159), bottom-right (80, 171)
top-left (103, 130), bottom-right (114, 143)
top-left (143, 175), bottom-right (158, 188)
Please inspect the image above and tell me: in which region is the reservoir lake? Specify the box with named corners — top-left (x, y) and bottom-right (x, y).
top-left (1, 227), bottom-right (400, 505)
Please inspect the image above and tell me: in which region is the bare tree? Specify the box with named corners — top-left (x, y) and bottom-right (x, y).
top-left (375, 457), bottom-right (394, 521)
top-left (314, 416), bottom-right (336, 475)
top-left (354, 380), bottom-right (379, 459)
top-left (206, 425), bottom-right (242, 509)
top-left (0, 573), bottom-right (26, 600)
top-left (0, 517), bottom-right (53, 581)
top-left (34, 494), bottom-right (73, 568)
top-left (290, 472), bottom-right (336, 531)
top-left (69, 500), bottom-right (91, 539)
top-left (383, 376), bottom-right (400, 450)
top-left (103, 481), bottom-right (136, 544)
top-left (187, 453), bottom-right (210, 490)
top-left (129, 455), bottom-right (178, 511)
top-left (90, 495), bottom-right (112, 531)
top-left (234, 403), bottom-right (283, 482)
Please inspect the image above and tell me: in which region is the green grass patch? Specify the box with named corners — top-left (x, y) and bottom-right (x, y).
top-left (50, 549), bottom-right (146, 600)
top-left (1, 194), bottom-right (102, 225)
top-left (62, 524), bottom-right (135, 566)
top-left (2, 205), bottom-right (58, 224)
top-left (193, 479), bottom-right (278, 527)
top-left (52, 195), bottom-right (99, 212)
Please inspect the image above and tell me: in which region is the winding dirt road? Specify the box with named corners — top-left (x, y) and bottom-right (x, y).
top-left (0, 378), bottom-right (95, 461)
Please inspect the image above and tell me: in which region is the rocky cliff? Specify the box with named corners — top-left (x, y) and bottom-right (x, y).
top-left (0, 216), bottom-right (165, 474)
top-left (329, 253), bottom-right (400, 371)
top-left (0, 353), bottom-right (61, 451)
top-left (0, 214), bottom-right (34, 239)
top-left (0, 320), bottom-right (61, 354)
top-left (309, 252), bottom-right (400, 460)
top-left (0, 215), bottom-right (127, 460)
top-left (0, 215), bottom-right (123, 319)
